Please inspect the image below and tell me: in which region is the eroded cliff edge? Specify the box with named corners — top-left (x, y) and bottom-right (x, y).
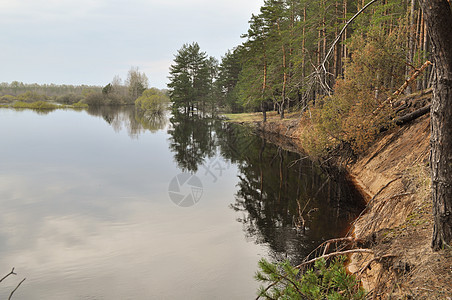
top-left (230, 113), bottom-right (451, 298)
top-left (346, 115), bottom-right (451, 299)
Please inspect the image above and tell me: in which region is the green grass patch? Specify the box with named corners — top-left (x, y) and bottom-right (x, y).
top-left (3, 100), bottom-right (89, 110)
top-left (223, 112), bottom-right (262, 122)
top-left (12, 101), bottom-right (60, 109)
top-left (223, 111), bottom-right (301, 123)
top-left (71, 101), bottom-right (89, 108)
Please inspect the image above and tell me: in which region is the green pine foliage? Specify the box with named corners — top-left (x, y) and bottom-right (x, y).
top-left (169, 0), bottom-right (430, 154)
top-left (255, 256), bottom-right (366, 300)
top-left (167, 42), bottom-right (218, 114)
top-left (216, 48), bottom-right (243, 112)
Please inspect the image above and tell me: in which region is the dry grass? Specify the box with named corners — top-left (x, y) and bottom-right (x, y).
top-left (222, 112), bottom-right (263, 122)
top-left (223, 111), bottom-right (301, 123)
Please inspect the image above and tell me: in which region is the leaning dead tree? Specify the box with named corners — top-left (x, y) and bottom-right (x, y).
top-left (373, 61), bottom-right (432, 114)
top-left (319, 0), bottom-right (380, 94)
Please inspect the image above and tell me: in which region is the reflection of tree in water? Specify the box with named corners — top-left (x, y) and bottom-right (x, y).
top-left (147, 111), bottom-right (364, 264)
top-left (86, 106), bottom-right (167, 138)
top-left (218, 124), bottom-right (365, 264)
top-left (134, 111), bottom-right (168, 133)
top-left (12, 107), bottom-right (57, 115)
top-left (167, 111), bottom-right (219, 172)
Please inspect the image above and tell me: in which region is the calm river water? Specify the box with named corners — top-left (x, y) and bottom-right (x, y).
top-left (0, 107), bottom-right (363, 299)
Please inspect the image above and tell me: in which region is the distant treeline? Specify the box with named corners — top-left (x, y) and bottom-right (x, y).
top-left (0, 81), bottom-right (101, 98)
top-left (0, 67), bottom-right (168, 108)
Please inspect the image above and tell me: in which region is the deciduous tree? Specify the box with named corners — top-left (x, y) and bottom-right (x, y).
top-left (126, 66), bottom-right (149, 102)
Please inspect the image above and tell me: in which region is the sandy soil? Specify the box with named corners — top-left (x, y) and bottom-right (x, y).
top-left (348, 115), bottom-right (451, 299)
top-left (227, 111), bottom-right (452, 299)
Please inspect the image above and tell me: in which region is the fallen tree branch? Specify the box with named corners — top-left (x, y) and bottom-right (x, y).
top-left (373, 61), bottom-right (432, 114)
top-left (295, 249), bottom-right (374, 269)
top-left (306, 237), bottom-right (357, 261)
top-left (320, 236), bottom-right (355, 245)
top-left (392, 61), bottom-right (432, 97)
top-left (394, 87), bottom-right (432, 110)
top-left (395, 104), bottom-right (431, 125)
top-left (321, 237), bottom-right (356, 256)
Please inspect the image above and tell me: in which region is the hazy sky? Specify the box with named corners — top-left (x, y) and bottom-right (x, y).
top-left (0, 0), bottom-right (263, 89)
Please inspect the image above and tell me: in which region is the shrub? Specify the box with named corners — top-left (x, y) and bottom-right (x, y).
top-left (255, 256), bottom-right (366, 300)
top-left (135, 88), bottom-right (169, 115)
top-left (17, 91), bottom-right (48, 102)
top-left (56, 93), bottom-right (82, 104)
top-left (12, 101), bottom-right (59, 109)
top-left (104, 93), bottom-right (123, 106)
top-left (71, 101), bottom-right (89, 108)
top-left (82, 92), bottom-right (104, 107)
top-left (299, 27), bottom-right (402, 156)
top-left (0, 95), bottom-right (15, 103)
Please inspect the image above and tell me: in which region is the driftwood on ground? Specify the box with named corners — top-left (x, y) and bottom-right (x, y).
top-left (395, 104), bottom-right (431, 125)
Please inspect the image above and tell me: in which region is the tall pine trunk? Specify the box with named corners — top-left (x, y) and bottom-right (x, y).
top-left (406, 0), bottom-right (416, 94)
top-left (418, 0), bottom-right (452, 250)
top-left (342, 0), bottom-right (348, 79)
top-left (276, 20), bottom-right (287, 119)
top-left (262, 42), bottom-right (268, 123)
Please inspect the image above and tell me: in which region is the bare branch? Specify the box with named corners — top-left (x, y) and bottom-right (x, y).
top-left (305, 236), bottom-right (356, 260)
top-left (0, 268), bottom-right (17, 284)
top-left (320, 0), bottom-right (380, 92)
top-left (373, 60), bottom-right (433, 114)
top-left (393, 61), bottom-right (432, 97)
top-left (295, 249), bottom-right (374, 269)
top-left (8, 278), bottom-right (26, 300)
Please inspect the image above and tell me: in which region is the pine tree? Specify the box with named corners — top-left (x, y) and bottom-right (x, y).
top-left (216, 48), bottom-right (243, 112)
top-left (167, 42), bottom-right (215, 114)
top-left (418, 0), bottom-right (452, 251)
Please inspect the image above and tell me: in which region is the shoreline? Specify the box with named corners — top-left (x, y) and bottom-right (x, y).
top-left (224, 112), bottom-right (451, 298)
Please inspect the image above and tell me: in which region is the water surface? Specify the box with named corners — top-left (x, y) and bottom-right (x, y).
top-left (0, 107), bottom-right (363, 299)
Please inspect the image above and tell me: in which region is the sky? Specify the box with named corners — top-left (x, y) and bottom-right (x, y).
top-left (0, 0), bottom-right (263, 89)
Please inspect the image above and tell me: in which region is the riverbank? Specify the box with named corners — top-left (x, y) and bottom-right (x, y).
top-left (224, 111), bottom-right (451, 298)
